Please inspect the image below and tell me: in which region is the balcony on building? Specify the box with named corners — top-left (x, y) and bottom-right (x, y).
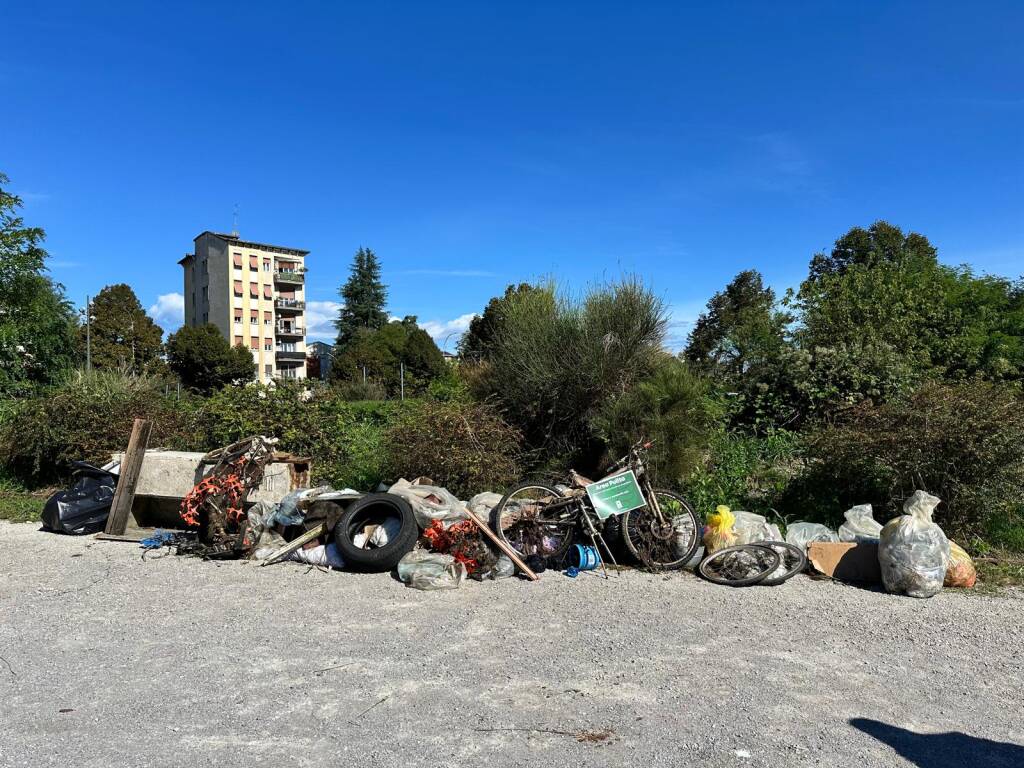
top-left (276, 321), bottom-right (304, 338)
top-left (273, 266), bottom-right (306, 285)
top-left (274, 298), bottom-right (305, 313)
top-left (276, 346), bottom-right (306, 363)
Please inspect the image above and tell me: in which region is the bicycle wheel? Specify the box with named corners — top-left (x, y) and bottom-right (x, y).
top-left (755, 541), bottom-right (807, 586)
top-left (490, 482), bottom-right (577, 562)
top-left (621, 489), bottom-right (700, 570)
top-left (698, 544), bottom-right (780, 587)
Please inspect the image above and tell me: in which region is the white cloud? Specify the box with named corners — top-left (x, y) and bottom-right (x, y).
top-left (305, 300), bottom-right (342, 340)
top-left (420, 313), bottom-right (478, 349)
top-left (148, 292), bottom-right (185, 333)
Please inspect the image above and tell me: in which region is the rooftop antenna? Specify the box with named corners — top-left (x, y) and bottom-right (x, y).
top-left (231, 204), bottom-right (239, 237)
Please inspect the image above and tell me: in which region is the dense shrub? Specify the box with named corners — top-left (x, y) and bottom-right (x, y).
top-left (594, 356), bottom-right (721, 486)
top-left (384, 400), bottom-right (523, 498)
top-left (684, 429), bottom-right (802, 520)
top-left (195, 383), bottom-right (394, 491)
top-left (472, 277), bottom-right (667, 471)
top-left (0, 370), bottom-right (201, 484)
top-left (795, 381), bottom-right (1024, 548)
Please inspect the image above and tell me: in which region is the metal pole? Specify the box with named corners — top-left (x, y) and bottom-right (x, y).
top-left (85, 295), bottom-right (92, 372)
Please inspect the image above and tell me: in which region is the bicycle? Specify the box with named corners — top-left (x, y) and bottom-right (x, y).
top-left (490, 440), bottom-right (702, 572)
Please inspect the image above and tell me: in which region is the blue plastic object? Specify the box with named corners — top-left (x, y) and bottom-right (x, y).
top-left (565, 566), bottom-right (579, 578)
top-left (571, 544), bottom-right (601, 570)
top-left (139, 530), bottom-right (176, 549)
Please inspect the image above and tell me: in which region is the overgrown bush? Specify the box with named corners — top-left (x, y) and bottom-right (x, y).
top-left (0, 370), bottom-right (201, 484)
top-left (684, 429), bottom-right (802, 520)
top-left (473, 277), bottom-right (667, 471)
top-left (384, 400), bottom-right (523, 498)
top-left (195, 383), bottom-right (394, 491)
top-left (332, 379), bottom-right (388, 402)
top-left (795, 380), bottom-right (1024, 548)
top-left (595, 356), bottom-right (721, 486)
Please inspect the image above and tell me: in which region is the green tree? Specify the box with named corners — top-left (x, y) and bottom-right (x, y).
top-left (165, 324), bottom-right (255, 393)
top-left (807, 220), bottom-right (938, 282)
top-left (331, 316), bottom-right (446, 397)
top-left (0, 172), bottom-right (77, 394)
top-left (334, 247), bottom-right (388, 349)
top-left (458, 283), bottom-right (541, 360)
top-left (83, 284), bottom-right (164, 373)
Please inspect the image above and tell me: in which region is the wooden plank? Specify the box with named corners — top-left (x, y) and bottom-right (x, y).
top-left (259, 522), bottom-right (327, 566)
top-left (103, 418), bottom-right (152, 535)
top-left (463, 507), bottom-right (539, 581)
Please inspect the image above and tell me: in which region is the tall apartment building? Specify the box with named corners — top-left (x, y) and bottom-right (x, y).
top-left (179, 231), bottom-right (308, 383)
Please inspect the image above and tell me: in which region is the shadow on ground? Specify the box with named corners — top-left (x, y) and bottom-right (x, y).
top-left (850, 718), bottom-right (1024, 768)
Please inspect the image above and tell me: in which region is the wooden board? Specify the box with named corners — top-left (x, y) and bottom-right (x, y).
top-left (103, 418), bottom-right (152, 535)
top-left (463, 507), bottom-right (539, 581)
top-left (259, 522), bottom-right (327, 566)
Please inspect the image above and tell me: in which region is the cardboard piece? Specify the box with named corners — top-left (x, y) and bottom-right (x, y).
top-left (807, 541), bottom-right (881, 583)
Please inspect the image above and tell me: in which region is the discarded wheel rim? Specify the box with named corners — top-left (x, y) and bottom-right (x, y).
top-left (698, 544), bottom-right (781, 587)
top-left (754, 540), bottom-right (807, 586)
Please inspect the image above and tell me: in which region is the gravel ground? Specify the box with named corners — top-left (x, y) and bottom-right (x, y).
top-left (1, 520), bottom-right (1022, 768)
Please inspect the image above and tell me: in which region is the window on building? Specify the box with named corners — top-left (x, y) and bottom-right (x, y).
top-left (264, 311), bottom-right (272, 325)
top-left (235, 335), bottom-right (243, 346)
top-left (250, 315), bottom-right (258, 326)
top-left (250, 282), bottom-right (258, 298)
top-left (233, 253), bottom-right (242, 268)
top-left (265, 364), bottom-right (273, 376)
top-left (233, 280), bottom-right (243, 296)
top-left (263, 285), bottom-right (272, 300)
top-left (202, 312), bottom-right (208, 323)
top-left (264, 342), bottom-right (273, 351)
top-left (263, 259), bottom-right (271, 272)
top-left (251, 336), bottom-right (259, 348)
top-left (249, 255), bottom-right (259, 270)
top-left (201, 286), bottom-right (208, 300)
top-left (234, 310), bottom-right (242, 324)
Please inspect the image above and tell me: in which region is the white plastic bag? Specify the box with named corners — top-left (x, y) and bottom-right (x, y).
top-left (733, 511), bottom-right (773, 544)
top-left (388, 478), bottom-right (470, 528)
top-left (785, 521), bottom-right (839, 550)
top-left (838, 504), bottom-right (883, 542)
top-left (396, 550), bottom-right (467, 590)
top-left (352, 515), bottom-right (402, 548)
top-left (879, 490), bottom-right (950, 598)
top-left (290, 542), bottom-right (346, 569)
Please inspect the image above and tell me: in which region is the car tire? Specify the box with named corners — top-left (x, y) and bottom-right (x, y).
top-left (333, 493), bottom-right (419, 572)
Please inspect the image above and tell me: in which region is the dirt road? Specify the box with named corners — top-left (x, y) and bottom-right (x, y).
top-left (1, 521), bottom-right (1021, 767)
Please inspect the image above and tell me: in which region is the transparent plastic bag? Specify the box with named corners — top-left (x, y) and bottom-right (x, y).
top-left (468, 492), bottom-right (503, 518)
top-left (944, 541), bottom-right (977, 589)
top-left (389, 478), bottom-right (470, 528)
top-left (879, 490), bottom-right (950, 598)
top-left (396, 550), bottom-right (467, 590)
top-left (703, 505), bottom-right (737, 554)
top-left (838, 504), bottom-right (883, 542)
top-left (733, 511), bottom-right (772, 545)
top-left (784, 522), bottom-right (839, 550)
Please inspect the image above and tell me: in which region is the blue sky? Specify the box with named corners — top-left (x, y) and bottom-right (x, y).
top-left (4, 1), bottom-right (1022, 349)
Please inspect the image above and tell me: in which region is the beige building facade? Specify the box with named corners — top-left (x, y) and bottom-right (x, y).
top-left (179, 231), bottom-right (308, 383)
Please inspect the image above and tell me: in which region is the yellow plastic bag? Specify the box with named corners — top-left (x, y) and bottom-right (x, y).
top-left (944, 541), bottom-right (977, 589)
top-left (703, 505), bottom-right (737, 554)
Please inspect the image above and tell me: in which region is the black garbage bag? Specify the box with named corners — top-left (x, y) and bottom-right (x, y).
top-left (41, 462), bottom-right (118, 535)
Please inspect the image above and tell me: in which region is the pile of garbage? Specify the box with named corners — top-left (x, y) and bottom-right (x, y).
top-left (39, 433), bottom-right (978, 597)
top-left (699, 492), bottom-right (975, 596)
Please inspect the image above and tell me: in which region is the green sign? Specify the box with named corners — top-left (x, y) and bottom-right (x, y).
top-left (586, 470), bottom-right (647, 519)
